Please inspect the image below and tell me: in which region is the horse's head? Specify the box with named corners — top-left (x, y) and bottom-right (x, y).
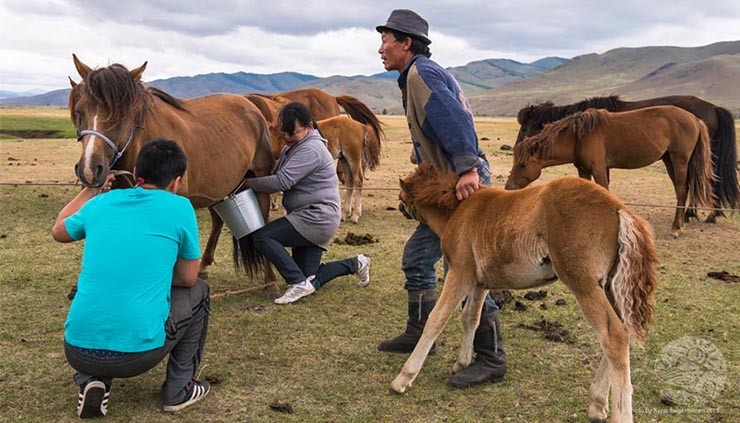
top-left (68, 54), bottom-right (147, 187)
top-left (505, 135), bottom-right (546, 190)
top-left (515, 101), bottom-right (554, 144)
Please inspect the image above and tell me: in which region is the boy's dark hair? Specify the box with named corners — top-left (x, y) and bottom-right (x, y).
top-left (388, 29), bottom-right (432, 58)
top-left (279, 102), bottom-right (317, 136)
top-left (135, 138), bottom-right (187, 188)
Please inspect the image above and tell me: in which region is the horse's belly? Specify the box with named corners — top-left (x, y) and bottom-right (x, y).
top-left (483, 259), bottom-right (558, 290)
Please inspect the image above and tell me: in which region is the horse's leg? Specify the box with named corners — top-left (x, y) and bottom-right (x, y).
top-left (349, 156), bottom-right (363, 224)
top-left (571, 285), bottom-right (632, 423)
top-left (255, 191), bottom-right (280, 298)
top-left (669, 155), bottom-right (690, 238)
top-left (199, 208), bottom-right (224, 280)
top-left (390, 269), bottom-right (468, 394)
top-left (664, 155), bottom-right (698, 222)
top-left (577, 166), bottom-right (593, 182)
top-left (339, 158), bottom-right (353, 222)
top-left (452, 287), bottom-right (487, 374)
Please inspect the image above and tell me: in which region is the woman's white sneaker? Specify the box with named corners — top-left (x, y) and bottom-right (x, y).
top-left (274, 278), bottom-right (316, 304)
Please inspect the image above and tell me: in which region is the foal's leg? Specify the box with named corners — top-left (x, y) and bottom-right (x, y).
top-left (572, 286), bottom-right (632, 423)
top-left (199, 208), bottom-right (224, 279)
top-left (452, 287), bottom-right (488, 374)
top-left (390, 270), bottom-right (468, 394)
top-left (339, 159), bottom-right (353, 221)
top-left (592, 166), bottom-right (610, 189)
top-left (349, 162), bottom-right (364, 224)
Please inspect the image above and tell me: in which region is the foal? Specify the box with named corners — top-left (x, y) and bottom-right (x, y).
top-left (391, 164), bottom-right (659, 423)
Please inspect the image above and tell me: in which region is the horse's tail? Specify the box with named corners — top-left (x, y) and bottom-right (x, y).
top-left (361, 123), bottom-right (381, 172)
top-left (232, 235), bottom-right (263, 279)
top-left (336, 95), bottom-right (385, 143)
top-left (712, 107), bottom-right (739, 213)
top-left (687, 120), bottom-right (716, 209)
top-left (610, 208), bottom-right (659, 343)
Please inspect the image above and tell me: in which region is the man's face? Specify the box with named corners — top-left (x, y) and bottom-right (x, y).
top-left (378, 32), bottom-right (411, 72)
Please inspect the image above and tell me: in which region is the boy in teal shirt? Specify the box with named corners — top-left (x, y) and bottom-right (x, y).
top-left (53, 139), bottom-right (210, 418)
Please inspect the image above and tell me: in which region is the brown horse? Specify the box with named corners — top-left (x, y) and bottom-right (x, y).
top-left (506, 106), bottom-right (715, 237)
top-left (68, 55), bottom-right (277, 291)
top-left (516, 95), bottom-right (739, 223)
top-left (391, 164), bottom-right (658, 423)
top-left (260, 88), bottom-right (381, 129)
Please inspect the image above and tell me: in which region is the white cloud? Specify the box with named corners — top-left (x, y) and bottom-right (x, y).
top-left (1, 0), bottom-right (739, 92)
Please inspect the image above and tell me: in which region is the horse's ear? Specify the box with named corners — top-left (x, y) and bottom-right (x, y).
top-left (399, 178), bottom-right (410, 192)
top-left (130, 61), bottom-right (148, 82)
top-left (72, 54), bottom-right (91, 79)
top-left (68, 76), bottom-right (77, 88)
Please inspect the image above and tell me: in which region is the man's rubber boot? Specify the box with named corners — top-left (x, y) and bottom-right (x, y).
top-left (448, 309), bottom-right (506, 387)
top-left (378, 289), bottom-right (436, 354)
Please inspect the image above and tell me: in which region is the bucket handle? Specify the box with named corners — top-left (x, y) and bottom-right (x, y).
top-left (228, 178), bottom-right (249, 198)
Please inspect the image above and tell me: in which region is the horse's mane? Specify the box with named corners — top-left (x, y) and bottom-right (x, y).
top-left (518, 95), bottom-right (621, 130)
top-left (404, 164), bottom-right (460, 212)
top-left (514, 109), bottom-right (610, 164)
top-left (75, 63), bottom-right (185, 123)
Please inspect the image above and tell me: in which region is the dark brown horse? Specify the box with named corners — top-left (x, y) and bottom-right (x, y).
top-left (391, 164), bottom-right (658, 423)
top-left (516, 95), bottom-right (739, 222)
top-left (506, 106), bottom-right (715, 237)
top-left (68, 55), bottom-right (277, 292)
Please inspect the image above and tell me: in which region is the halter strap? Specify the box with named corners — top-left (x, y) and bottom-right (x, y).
top-left (77, 125), bottom-right (137, 167)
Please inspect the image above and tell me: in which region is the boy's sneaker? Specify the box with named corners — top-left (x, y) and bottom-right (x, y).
top-left (163, 380), bottom-right (210, 413)
top-left (77, 379), bottom-right (109, 418)
top-left (274, 277), bottom-right (316, 304)
top-left (356, 254), bottom-right (371, 287)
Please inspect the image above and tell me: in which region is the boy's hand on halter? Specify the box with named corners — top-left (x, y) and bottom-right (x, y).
top-left (455, 168), bottom-right (479, 200)
top-left (99, 172), bottom-right (116, 193)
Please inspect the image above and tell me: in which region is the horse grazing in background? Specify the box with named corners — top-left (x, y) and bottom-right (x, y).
top-left (505, 106), bottom-right (715, 237)
top-left (68, 54), bottom-right (278, 293)
top-left (317, 116), bottom-right (382, 223)
top-left (516, 95), bottom-right (739, 223)
top-left (391, 164), bottom-right (658, 423)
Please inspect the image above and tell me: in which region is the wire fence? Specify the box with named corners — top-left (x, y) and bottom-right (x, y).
top-left (2, 181), bottom-right (739, 213)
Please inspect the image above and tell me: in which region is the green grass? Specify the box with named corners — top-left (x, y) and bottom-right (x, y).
top-left (0, 113), bottom-right (76, 139)
top-left (0, 115), bottom-right (738, 422)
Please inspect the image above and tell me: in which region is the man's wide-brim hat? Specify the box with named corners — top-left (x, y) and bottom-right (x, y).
top-left (376, 9), bottom-right (431, 45)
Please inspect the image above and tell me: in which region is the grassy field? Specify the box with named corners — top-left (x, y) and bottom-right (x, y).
top-left (0, 110), bottom-right (738, 422)
top-left (0, 107), bottom-right (76, 139)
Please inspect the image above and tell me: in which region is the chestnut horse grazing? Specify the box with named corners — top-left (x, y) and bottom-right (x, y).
top-left (391, 164), bottom-right (658, 423)
top-left (516, 95), bottom-right (739, 223)
top-left (316, 116), bottom-right (382, 223)
top-left (506, 106), bottom-right (715, 237)
top-left (68, 55), bottom-right (277, 290)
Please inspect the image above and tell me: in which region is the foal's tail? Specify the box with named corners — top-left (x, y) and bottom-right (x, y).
top-left (687, 120), bottom-right (716, 209)
top-left (610, 209), bottom-right (659, 343)
top-left (361, 123), bottom-right (381, 172)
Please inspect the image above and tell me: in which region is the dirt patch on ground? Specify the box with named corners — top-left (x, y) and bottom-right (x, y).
top-left (333, 232), bottom-right (379, 245)
top-left (707, 271), bottom-right (740, 283)
top-left (518, 319), bottom-right (575, 344)
top-left (269, 401), bottom-right (294, 413)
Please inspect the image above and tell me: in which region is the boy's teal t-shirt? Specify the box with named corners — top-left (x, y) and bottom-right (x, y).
top-left (64, 187), bottom-right (201, 352)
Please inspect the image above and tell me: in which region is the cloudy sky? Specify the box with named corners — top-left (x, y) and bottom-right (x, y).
top-left (2, 0), bottom-right (740, 93)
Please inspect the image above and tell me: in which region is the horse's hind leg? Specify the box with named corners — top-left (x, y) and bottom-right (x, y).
top-left (390, 269), bottom-right (468, 394)
top-left (572, 285), bottom-right (632, 423)
top-left (349, 163), bottom-right (363, 224)
top-left (453, 287), bottom-right (487, 374)
top-left (339, 159), bottom-right (353, 222)
top-left (255, 191), bottom-right (280, 298)
top-left (669, 155), bottom-right (690, 237)
top-left (664, 155), bottom-right (698, 223)
top-left (199, 208), bottom-right (224, 279)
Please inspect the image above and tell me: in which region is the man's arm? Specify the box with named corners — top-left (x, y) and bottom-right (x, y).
top-left (51, 174), bottom-right (115, 242)
top-left (172, 257), bottom-right (200, 287)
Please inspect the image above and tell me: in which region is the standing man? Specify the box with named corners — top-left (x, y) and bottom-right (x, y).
top-left (375, 9), bottom-right (507, 387)
top-left (52, 139), bottom-right (210, 417)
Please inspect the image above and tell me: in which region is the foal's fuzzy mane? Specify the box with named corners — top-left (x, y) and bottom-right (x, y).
top-left (405, 164), bottom-right (460, 211)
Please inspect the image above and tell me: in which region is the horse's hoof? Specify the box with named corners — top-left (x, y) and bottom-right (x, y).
top-left (197, 271), bottom-right (209, 280)
top-left (388, 383), bottom-right (407, 395)
top-left (669, 230), bottom-right (680, 239)
top-left (350, 217), bottom-right (360, 224)
top-left (705, 215), bottom-right (718, 224)
top-left (263, 283), bottom-right (282, 300)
